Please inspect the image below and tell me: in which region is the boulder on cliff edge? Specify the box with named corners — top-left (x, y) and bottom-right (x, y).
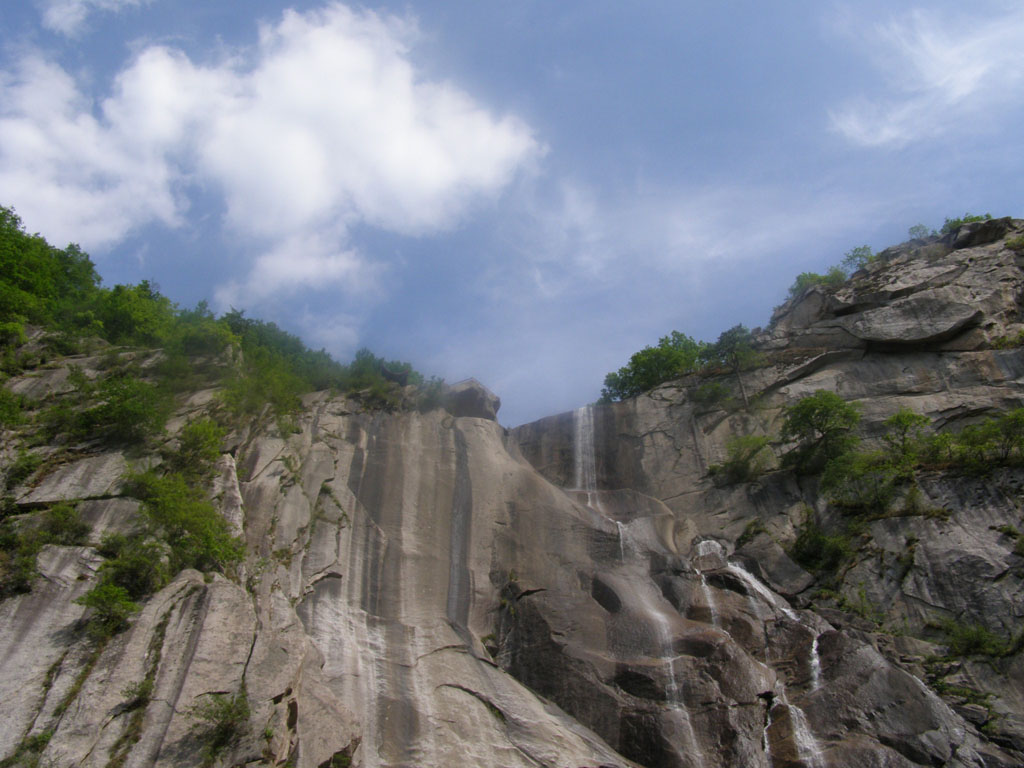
top-left (443, 378), bottom-right (501, 420)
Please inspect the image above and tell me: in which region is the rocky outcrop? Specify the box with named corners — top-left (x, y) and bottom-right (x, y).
top-left (1, 220), bottom-right (1023, 767)
top-left (442, 377), bottom-right (502, 420)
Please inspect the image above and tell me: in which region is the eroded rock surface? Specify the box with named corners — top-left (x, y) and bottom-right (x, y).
top-left (2, 221), bottom-right (1024, 767)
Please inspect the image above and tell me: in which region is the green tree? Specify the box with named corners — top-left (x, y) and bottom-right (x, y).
top-left (940, 213), bottom-right (991, 234)
top-left (98, 281), bottom-right (176, 346)
top-left (821, 449), bottom-right (899, 513)
top-left (787, 266), bottom-right (846, 299)
top-left (74, 583), bottom-right (139, 637)
top-left (841, 245), bottom-right (876, 274)
top-left (126, 471), bottom-right (243, 573)
top-left (710, 434), bottom-right (773, 484)
top-left (165, 419), bottom-right (226, 482)
top-left (709, 325), bottom-right (759, 408)
top-left (781, 390), bottom-right (861, 473)
top-left (883, 407), bottom-right (930, 472)
top-left (600, 331), bottom-right (707, 401)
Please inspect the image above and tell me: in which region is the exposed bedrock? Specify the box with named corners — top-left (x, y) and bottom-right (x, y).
top-left (1, 221), bottom-right (1023, 767)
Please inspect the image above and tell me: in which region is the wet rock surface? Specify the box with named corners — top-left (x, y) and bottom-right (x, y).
top-left (1, 222), bottom-right (1024, 767)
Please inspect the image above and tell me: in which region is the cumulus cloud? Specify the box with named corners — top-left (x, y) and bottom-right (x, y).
top-left (829, 6), bottom-right (1024, 146)
top-left (38, 0), bottom-right (150, 36)
top-left (1, 2), bottom-right (541, 306)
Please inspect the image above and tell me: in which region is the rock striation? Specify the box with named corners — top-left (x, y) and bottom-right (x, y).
top-left (1, 220), bottom-right (1024, 767)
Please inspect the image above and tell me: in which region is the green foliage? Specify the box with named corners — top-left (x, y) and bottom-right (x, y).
top-left (1006, 235), bottom-right (1024, 252)
top-left (0, 387), bottom-right (25, 428)
top-left (600, 331), bottom-right (708, 401)
top-left (187, 689), bottom-right (250, 761)
top-left (1, 503), bottom-right (91, 595)
top-left (736, 518), bottom-right (767, 548)
top-left (0, 320), bottom-right (26, 348)
top-left (908, 223), bottom-right (935, 240)
top-left (942, 619), bottom-right (1008, 657)
top-left (126, 470), bottom-right (243, 574)
top-left (5, 449), bottom-right (41, 491)
top-left (840, 245), bottom-right (876, 274)
top-left (781, 390), bottom-right (861, 473)
top-left (165, 419), bottom-right (226, 482)
top-left (74, 582), bottom-right (139, 638)
top-left (940, 212), bottom-right (991, 234)
top-left (691, 381), bottom-right (731, 409)
top-left (1, 204), bottom-right (431, 419)
top-left (98, 536), bottom-right (170, 600)
top-left (710, 435), bottom-right (772, 484)
top-left (821, 450), bottom-right (899, 513)
top-left (790, 517), bottom-right (851, 575)
top-left (710, 324), bottom-right (758, 372)
top-left (0, 206), bottom-right (102, 332)
top-left (97, 281), bottom-right (177, 346)
top-left (83, 374), bottom-right (172, 443)
top-left (0, 531), bottom-right (39, 597)
top-left (121, 678), bottom-right (154, 711)
top-left (38, 502), bottom-right (90, 545)
top-left (0, 730), bottom-right (53, 768)
top-left (883, 407), bottom-right (930, 466)
top-left (788, 266), bottom-right (846, 299)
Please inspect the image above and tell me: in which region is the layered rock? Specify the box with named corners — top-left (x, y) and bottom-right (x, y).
top-left (1, 220), bottom-right (1023, 768)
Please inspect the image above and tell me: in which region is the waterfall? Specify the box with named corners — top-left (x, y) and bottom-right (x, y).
top-left (699, 572), bottom-right (719, 629)
top-left (809, 634), bottom-right (822, 692)
top-left (779, 690), bottom-right (825, 768)
top-left (726, 560), bottom-right (798, 621)
top-left (573, 405), bottom-right (598, 506)
top-left (645, 604), bottom-right (705, 768)
top-left (763, 698), bottom-right (775, 765)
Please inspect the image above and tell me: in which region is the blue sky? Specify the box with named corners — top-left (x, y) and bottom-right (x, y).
top-left (2, 1), bottom-right (1023, 425)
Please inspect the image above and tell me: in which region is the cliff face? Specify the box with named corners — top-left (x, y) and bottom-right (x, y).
top-left (2, 219), bottom-right (1024, 768)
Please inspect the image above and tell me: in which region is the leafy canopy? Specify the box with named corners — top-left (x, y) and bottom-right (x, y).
top-left (781, 390), bottom-right (861, 472)
top-left (601, 331), bottom-right (707, 401)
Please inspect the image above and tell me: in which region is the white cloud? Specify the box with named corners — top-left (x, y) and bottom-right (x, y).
top-left (1, 2), bottom-right (541, 307)
top-left (39, 0), bottom-right (151, 36)
top-left (501, 177), bottom-right (886, 303)
top-left (829, 6), bottom-right (1024, 146)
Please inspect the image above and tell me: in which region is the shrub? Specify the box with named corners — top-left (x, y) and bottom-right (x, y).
top-left (821, 450), bottom-right (899, 513)
top-left (38, 502), bottom-right (90, 545)
top-left (74, 583), bottom-right (139, 638)
top-left (165, 419), bottom-right (225, 481)
top-left (5, 449), bottom-right (42, 490)
top-left (883, 407), bottom-right (930, 473)
top-left (790, 518), bottom-right (851, 575)
top-left (841, 245), bottom-right (876, 273)
top-left (83, 374), bottom-right (171, 444)
top-left (1006, 235), bottom-right (1024, 252)
top-left (126, 471), bottom-right (243, 573)
top-left (600, 331), bottom-right (708, 401)
top-left (781, 390), bottom-right (861, 473)
top-left (692, 381), bottom-right (731, 409)
top-left (0, 388), bottom-right (25, 428)
top-left (908, 223), bottom-right (934, 240)
top-left (710, 435), bottom-right (773, 484)
top-left (98, 537), bottom-right (170, 600)
top-left (942, 619), bottom-right (1007, 657)
top-left (187, 689), bottom-right (250, 760)
top-left (940, 213), bottom-right (991, 234)
top-left (788, 266), bottom-right (846, 299)
top-left (0, 730), bottom-right (53, 768)
top-left (121, 678), bottom-right (154, 711)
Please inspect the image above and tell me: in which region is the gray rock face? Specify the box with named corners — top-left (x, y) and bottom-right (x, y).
top-left (442, 377), bottom-right (502, 420)
top-left (2, 222), bottom-right (1024, 768)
